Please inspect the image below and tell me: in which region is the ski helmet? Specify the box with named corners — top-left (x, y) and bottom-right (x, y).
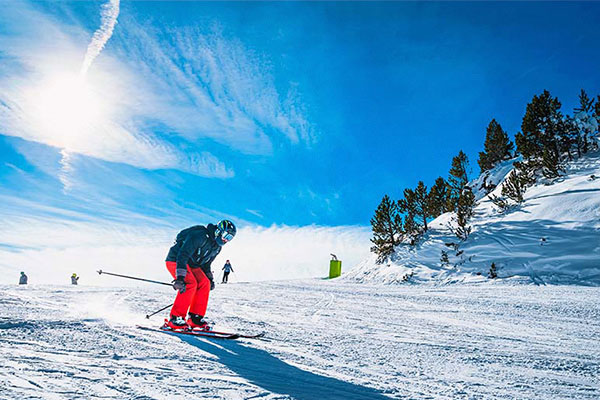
top-left (216, 219), bottom-right (236, 243)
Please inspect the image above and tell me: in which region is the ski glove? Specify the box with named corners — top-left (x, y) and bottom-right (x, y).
top-left (203, 270), bottom-right (215, 290)
top-left (172, 277), bottom-right (186, 294)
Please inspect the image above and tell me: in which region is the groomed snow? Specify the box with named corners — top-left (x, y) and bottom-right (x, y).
top-left (1, 281), bottom-right (598, 399)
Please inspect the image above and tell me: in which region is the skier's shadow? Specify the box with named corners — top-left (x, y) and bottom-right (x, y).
top-left (178, 335), bottom-right (392, 400)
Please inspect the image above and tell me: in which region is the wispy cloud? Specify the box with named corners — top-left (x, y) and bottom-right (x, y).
top-left (0, 1), bottom-right (312, 185)
top-left (115, 20), bottom-right (313, 154)
top-left (80, 0), bottom-right (120, 77)
top-left (58, 149), bottom-right (75, 192)
top-left (246, 209), bottom-right (264, 219)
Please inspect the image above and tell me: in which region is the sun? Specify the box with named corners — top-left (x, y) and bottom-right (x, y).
top-left (32, 74), bottom-right (105, 149)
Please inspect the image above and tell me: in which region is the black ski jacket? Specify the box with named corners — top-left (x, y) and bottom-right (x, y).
top-left (165, 224), bottom-right (222, 280)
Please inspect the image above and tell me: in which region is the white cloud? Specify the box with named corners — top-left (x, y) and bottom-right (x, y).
top-left (246, 209), bottom-right (264, 219)
top-left (116, 20), bottom-right (313, 154)
top-left (225, 224), bottom-right (371, 282)
top-left (80, 0), bottom-right (120, 76)
top-left (0, 1), bottom-right (311, 182)
top-left (0, 209), bottom-right (370, 286)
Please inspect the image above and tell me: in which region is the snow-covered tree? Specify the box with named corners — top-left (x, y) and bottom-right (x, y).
top-left (571, 90), bottom-right (599, 155)
top-left (502, 170), bottom-right (526, 204)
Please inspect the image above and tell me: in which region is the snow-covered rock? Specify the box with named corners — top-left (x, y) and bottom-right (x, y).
top-left (346, 153), bottom-right (600, 286)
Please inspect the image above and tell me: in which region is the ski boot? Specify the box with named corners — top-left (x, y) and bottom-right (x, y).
top-left (163, 315), bottom-right (189, 331)
top-left (187, 313), bottom-right (210, 331)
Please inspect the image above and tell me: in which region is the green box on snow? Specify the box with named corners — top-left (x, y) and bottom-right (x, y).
top-left (329, 260), bottom-right (342, 279)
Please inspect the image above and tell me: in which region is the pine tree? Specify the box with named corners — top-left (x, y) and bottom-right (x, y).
top-left (488, 193), bottom-right (511, 213)
top-left (414, 181), bottom-right (430, 231)
top-left (575, 89), bottom-right (594, 113)
top-left (455, 187), bottom-right (475, 240)
top-left (501, 170), bottom-right (525, 204)
top-left (489, 262), bottom-right (498, 279)
top-left (542, 147), bottom-right (561, 179)
top-left (478, 119), bottom-right (514, 172)
top-left (515, 90), bottom-right (563, 161)
top-left (573, 89), bottom-right (598, 155)
top-left (370, 195), bottom-right (403, 263)
top-left (563, 116), bottom-right (581, 159)
top-left (440, 250), bottom-right (450, 267)
top-left (400, 182), bottom-right (430, 232)
top-left (428, 177), bottom-right (449, 218)
top-left (448, 151), bottom-right (469, 190)
top-left (447, 151), bottom-right (470, 211)
top-left (402, 211), bottom-right (419, 243)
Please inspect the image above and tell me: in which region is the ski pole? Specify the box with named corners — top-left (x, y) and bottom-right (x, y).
top-left (97, 269), bottom-right (173, 287)
top-left (146, 303), bottom-right (173, 319)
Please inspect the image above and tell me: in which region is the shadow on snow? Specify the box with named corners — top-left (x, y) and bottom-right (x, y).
top-left (178, 335), bottom-right (392, 400)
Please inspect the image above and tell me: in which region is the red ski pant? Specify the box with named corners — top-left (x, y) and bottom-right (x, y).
top-left (166, 261), bottom-right (210, 318)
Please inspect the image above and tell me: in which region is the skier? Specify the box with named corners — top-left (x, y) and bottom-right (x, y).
top-left (19, 271), bottom-right (28, 285)
top-left (164, 220), bottom-right (236, 330)
top-left (71, 273), bottom-right (79, 285)
top-left (222, 260), bottom-right (234, 283)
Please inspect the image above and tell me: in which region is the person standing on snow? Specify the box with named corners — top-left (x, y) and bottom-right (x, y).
top-left (19, 271), bottom-right (28, 285)
top-left (164, 220), bottom-right (236, 330)
top-left (222, 260), bottom-right (234, 283)
top-left (71, 273), bottom-right (79, 285)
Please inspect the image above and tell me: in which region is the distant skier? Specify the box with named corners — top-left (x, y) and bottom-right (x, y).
top-left (222, 260), bottom-right (234, 283)
top-left (71, 273), bottom-right (79, 285)
top-left (164, 220), bottom-right (236, 330)
top-left (19, 271), bottom-right (28, 285)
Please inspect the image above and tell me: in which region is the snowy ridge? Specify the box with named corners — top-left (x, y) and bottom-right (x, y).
top-left (346, 154), bottom-right (600, 286)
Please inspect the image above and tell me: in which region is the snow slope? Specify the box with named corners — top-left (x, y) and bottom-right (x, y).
top-left (1, 282), bottom-right (599, 399)
top-left (346, 154), bottom-right (600, 286)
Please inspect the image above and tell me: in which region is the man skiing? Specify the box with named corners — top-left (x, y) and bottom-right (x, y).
top-left (164, 220), bottom-right (236, 331)
top-left (19, 271), bottom-right (27, 285)
top-left (71, 273), bottom-right (79, 285)
top-left (222, 260), bottom-right (234, 283)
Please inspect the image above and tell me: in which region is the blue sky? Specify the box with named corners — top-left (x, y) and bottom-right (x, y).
top-left (0, 1), bottom-right (599, 282)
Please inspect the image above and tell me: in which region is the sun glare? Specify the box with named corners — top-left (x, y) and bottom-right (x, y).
top-left (33, 74), bottom-right (105, 149)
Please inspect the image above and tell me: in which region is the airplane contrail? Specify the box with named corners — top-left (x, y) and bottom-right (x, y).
top-left (80, 0), bottom-right (120, 77)
top-left (60, 0), bottom-right (119, 190)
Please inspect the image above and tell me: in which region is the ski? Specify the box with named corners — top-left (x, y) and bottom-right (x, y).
top-left (200, 329), bottom-right (265, 339)
top-left (136, 325), bottom-right (264, 340)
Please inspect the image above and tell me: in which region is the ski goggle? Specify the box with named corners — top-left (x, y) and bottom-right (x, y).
top-left (221, 231), bottom-right (235, 243)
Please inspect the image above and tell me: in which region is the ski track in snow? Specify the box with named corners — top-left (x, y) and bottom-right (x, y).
top-left (0, 281), bottom-right (599, 399)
